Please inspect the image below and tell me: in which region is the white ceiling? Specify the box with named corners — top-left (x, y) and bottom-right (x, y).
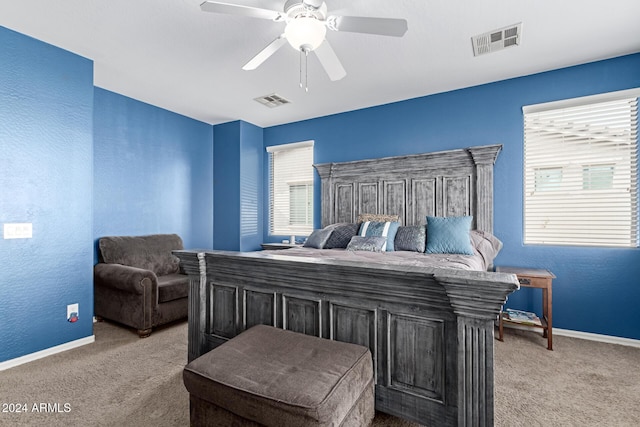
top-left (1, 0), bottom-right (639, 127)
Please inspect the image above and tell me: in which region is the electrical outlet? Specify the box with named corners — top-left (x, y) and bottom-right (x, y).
top-left (3, 223), bottom-right (33, 239)
top-left (67, 303), bottom-right (79, 323)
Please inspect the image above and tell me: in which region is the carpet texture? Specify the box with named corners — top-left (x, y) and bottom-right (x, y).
top-left (0, 321), bottom-right (638, 426)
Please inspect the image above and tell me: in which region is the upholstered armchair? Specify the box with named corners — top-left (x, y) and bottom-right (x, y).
top-left (94, 234), bottom-right (188, 337)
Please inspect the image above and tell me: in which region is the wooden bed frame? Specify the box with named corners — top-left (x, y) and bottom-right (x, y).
top-left (174, 144), bottom-right (519, 426)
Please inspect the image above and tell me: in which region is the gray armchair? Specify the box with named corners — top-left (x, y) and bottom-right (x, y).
top-left (94, 234), bottom-right (188, 337)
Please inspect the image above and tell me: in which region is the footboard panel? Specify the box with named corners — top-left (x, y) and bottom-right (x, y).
top-left (175, 249), bottom-right (518, 427)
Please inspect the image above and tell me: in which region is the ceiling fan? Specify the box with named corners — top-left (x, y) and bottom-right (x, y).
top-left (200, 0), bottom-right (408, 88)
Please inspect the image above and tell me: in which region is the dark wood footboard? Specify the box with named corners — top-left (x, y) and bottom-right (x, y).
top-left (175, 249), bottom-right (518, 427)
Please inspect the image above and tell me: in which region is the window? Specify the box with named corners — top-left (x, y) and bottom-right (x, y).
top-left (266, 141), bottom-right (314, 236)
top-left (582, 164), bottom-right (614, 190)
top-left (523, 89), bottom-right (639, 247)
top-left (289, 183), bottom-right (313, 226)
top-left (535, 167), bottom-right (563, 192)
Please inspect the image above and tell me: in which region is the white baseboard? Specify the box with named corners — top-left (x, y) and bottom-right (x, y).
top-left (500, 323), bottom-right (640, 348)
top-left (553, 328), bottom-right (640, 348)
top-left (0, 334), bottom-right (95, 372)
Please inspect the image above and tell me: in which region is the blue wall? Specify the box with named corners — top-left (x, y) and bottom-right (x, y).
top-left (1, 27), bottom-right (215, 364)
top-left (213, 122), bottom-right (241, 250)
top-left (264, 53), bottom-right (640, 340)
top-left (0, 27), bottom-right (94, 361)
top-left (213, 120), bottom-right (263, 251)
top-left (93, 88), bottom-right (214, 253)
top-left (238, 122), bottom-right (264, 252)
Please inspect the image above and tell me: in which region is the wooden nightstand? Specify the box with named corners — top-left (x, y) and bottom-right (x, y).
top-left (496, 266), bottom-right (556, 350)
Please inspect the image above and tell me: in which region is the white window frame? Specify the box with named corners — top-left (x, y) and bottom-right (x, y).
top-left (266, 140), bottom-right (314, 236)
top-left (523, 88), bottom-right (639, 248)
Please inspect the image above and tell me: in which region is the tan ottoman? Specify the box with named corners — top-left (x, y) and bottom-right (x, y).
top-left (183, 325), bottom-right (375, 427)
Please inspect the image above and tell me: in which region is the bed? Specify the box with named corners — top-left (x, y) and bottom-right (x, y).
top-left (174, 144), bottom-right (519, 426)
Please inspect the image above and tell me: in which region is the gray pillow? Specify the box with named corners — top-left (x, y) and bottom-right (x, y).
top-left (324, 223), bottom-right (359, 249)
top-left (470, 230), bottom-right (503, 267)
top-left (303, 228), bottom-right (332, 249)
top-left (394, 225), bottom-right (426, 252)
top-left (346, 236), bottom-right (387, 252)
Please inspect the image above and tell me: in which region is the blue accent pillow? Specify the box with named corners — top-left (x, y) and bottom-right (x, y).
top-left (358, 221), bottom-right (400, 251)
top-left (425, 216), bottom-right (474, 255)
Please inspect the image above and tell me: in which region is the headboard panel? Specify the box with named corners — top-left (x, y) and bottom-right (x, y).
top-left (314, 144), bottom-right (502, 233)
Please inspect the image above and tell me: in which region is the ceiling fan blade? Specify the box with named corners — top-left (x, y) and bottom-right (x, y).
top-left (314, 40), bottom-right (346, 81)
top-left (330, 15), bottom-right (408, 37)
top-left (242, 35), bottom-right (287, 70)
top-left (200, 1), bottom-right (283, 21)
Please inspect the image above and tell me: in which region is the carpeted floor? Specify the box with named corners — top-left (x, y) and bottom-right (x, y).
top-left (0, 320), bottom-right (638, 426)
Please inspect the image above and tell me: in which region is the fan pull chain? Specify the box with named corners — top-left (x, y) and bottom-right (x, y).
top-left (298, 49), bottom-right (309, 92)
top-left (305, 49), bottom-right (309, 92)
top-left (299, 49), bottom-right (303, 89)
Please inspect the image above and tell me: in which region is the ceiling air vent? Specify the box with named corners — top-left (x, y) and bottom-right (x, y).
top-left (254, 93), bottom-right (291, 108)
top-left (472, 23), bottom-right (522, 56)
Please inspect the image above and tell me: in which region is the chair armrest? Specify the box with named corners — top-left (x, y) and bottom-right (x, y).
top-left (94, 263), bottom-right (157, 295)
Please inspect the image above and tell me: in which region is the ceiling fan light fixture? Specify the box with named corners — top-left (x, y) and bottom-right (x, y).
top-left (200, 0), bottom-right (408, 84)
top-left (284, 17), bottom-right (326, 51)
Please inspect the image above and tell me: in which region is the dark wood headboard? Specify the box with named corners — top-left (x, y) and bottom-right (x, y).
top-left (314, 144), bottom-right (502, 233)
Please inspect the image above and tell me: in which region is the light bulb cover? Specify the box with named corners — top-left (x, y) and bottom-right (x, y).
top-left (284, 17), bottom-right (326, 51)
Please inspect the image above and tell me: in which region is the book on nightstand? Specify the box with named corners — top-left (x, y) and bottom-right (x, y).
top-left (503, 308), bottom-right (542, 326)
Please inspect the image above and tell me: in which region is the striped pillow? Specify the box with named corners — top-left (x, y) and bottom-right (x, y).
top-left (358, 221), bottom-right (400, 251)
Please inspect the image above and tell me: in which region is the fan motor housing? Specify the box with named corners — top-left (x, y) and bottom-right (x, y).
top-left (284, 0), bottom-right (327, 19)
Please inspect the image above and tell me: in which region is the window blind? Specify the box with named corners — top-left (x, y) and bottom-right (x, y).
top-left (266, 141), bottom-right (314, 236)
top-left (523, 89), bottom-right (639, 247)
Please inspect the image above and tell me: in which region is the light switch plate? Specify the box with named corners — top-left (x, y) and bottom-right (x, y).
top-left (3, 223), bottom-right (33, 239)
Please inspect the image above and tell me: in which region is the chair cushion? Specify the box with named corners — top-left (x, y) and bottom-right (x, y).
top-left (98, 234), bottom-right (183, 276)
top-left (183, 325), bottom-right (374, 426)
top-left (157, 273), bottom-right (189, 303)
